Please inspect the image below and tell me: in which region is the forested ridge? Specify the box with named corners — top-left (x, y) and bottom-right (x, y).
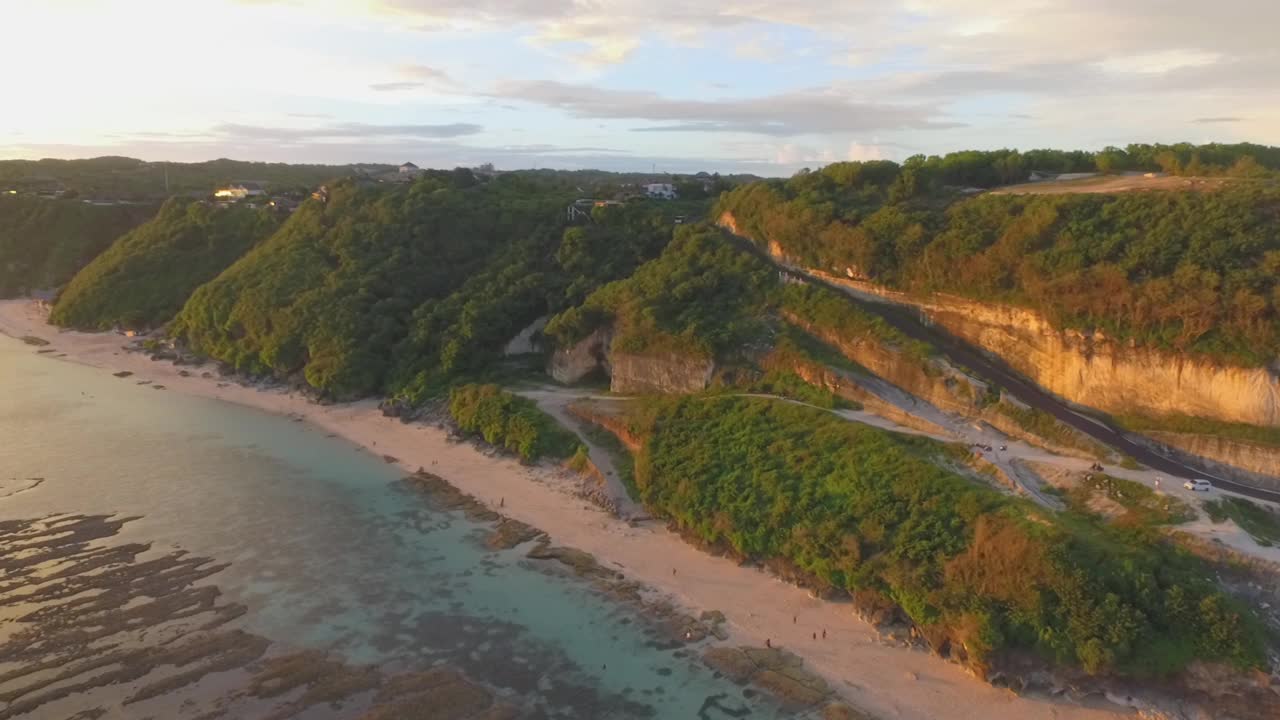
top-left (718, 143), bottom-right (1280, 365)
top-left (0, 156), bottom-right (376, 201)
top-left (50, 200), bottom-right (281, 330)
top-left (0, 195), bottom-right (155, 297)
top-left (170, 169), bottom-right (686, 399)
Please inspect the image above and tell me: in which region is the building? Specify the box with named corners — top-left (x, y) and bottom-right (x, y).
top-left (214, 181), bottom-right (267, 200)
top-left (644, 183), bottom-right (677, 200)
top-left (398, 162), bottom-right (421, 175)
top-left (268, 197), bottom-right (300, 213)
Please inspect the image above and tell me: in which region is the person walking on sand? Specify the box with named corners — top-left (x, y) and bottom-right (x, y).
top-left (822, 629), bottom-right (826, 639)
top-left (499, 497), bottom-right (504, 508)
top-left (765, 638), bottom-right (771, 648)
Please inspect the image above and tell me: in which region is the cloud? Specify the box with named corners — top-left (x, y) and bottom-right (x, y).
top-left (495, 80), bottom-right (955, 136)
top-left (370, 81), bottom-right (427, 91)
top-left (1193, 116), bottom-right (1244, 124)
top-left (211, 122), bottom-right (483, 142)
top-left (369, 63), bottom-right (456, 92)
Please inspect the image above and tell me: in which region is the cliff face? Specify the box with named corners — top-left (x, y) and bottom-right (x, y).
top-left (719, 211), bottom-right (1280, 428)
top-left (548, 327), bottom-right (611, 384)
top-left (548, 326), bottom-right (715, 394)
top-left (781, 311), bottom-right (980, 416)
top-left (1139, 433), bottom-right (1280, 492)
top-left (609, 351), bottom-right (714, 394)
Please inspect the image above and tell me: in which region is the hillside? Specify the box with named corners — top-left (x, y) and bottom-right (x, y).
top-left (717, 160), bottom-right (1280, 367)
top-left (171, 170), bottom-right (691, 399)
top-left (0, 195), bottom-right (155, 297)
top-left (0, 156), bottom-right (378, 201)
top-left (626, 395), bottom-right (1267, 679)
top-left (50, 200), bottom-right (281, 330)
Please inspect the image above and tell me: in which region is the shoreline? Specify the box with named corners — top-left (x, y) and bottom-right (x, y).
top-left (0, 299), bottom-right (1129, 720)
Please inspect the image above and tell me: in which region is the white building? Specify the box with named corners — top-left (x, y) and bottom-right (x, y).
top-left (644, 183), bottom-right (677, 200)
top-left (399, 162), bottom-right (421, 175)
top-left (213, 181), bottom-right (266, 200)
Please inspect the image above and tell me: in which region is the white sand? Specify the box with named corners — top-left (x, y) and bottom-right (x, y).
top-left (0, 299), bottom-right (1130, 720)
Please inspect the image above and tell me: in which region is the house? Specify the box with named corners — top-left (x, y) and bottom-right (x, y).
top-left (398, 162), bottom-right (421, 176)
top-left (268, 197), bottom-right (300, 213)
top-left (644, 183), bottom-right (677, 200)
top-left (214, 181), bottom-right (267, 200)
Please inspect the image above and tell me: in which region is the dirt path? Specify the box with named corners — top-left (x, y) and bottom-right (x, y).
top-left (515, 388), bottom-right (645, 519)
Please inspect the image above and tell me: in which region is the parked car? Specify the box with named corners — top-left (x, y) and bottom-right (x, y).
top-left (1183, 479), bottom-right (1212, 492)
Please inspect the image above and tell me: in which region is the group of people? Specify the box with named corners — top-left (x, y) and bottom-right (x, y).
top-left (763, 616), bottom-right (828, 649)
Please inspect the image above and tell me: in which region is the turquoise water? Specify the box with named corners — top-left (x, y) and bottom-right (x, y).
top-left (0, 334), bottom-right (793, 718)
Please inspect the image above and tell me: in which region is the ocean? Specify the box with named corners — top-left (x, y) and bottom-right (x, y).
top-left (0, 334), bottom-right (798, 719)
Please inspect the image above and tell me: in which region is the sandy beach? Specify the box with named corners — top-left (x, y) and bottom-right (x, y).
top-left (0, 298), bottom-right (1131, 720)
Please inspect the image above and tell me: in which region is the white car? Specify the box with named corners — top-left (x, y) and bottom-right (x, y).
top-left (1183, 479), bottom-right (1212, 492)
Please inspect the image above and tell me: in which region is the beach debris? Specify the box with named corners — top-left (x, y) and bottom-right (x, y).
top-left (136, 380), bottom-right (152, 385)
top-left (152, 385), bottom-right (166, 390)
top-left (37, 348), bottom-right (57, 354)
top-left (382, 454), bottom-right (399, 464)
top-left (113, 371), bottom-right (134, 378)
top-left (20, 335), bottom-right (49, 346)
top-left (179, 370), bottom-right (191, 377)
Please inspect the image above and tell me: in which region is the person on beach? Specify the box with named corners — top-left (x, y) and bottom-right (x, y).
top-left (822, 629), bottom-right (827, 639)
top-left (812, 632), bottom-right (817, 640)
top-left (765, 638), bottom-right (771, 648)
top-left (499, 497), bottom-right (504, 508)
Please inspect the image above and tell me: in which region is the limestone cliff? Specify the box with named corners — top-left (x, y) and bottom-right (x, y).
top-left (719, 211), bottom-right (1280, 429)
top-left (548, 326), bottom-right (611, 385)
top-left (548, 326), bottom-right (715, 394)
top-left (609, 351), bottom-right (715, 394)
top-left (1135, 433), bottom-right (1280, 493)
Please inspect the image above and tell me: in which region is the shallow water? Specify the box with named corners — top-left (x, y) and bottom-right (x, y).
top-left (0, 335), bottom-right (797, 719)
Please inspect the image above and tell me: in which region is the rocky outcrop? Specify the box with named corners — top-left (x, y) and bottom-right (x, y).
top-left (781, 312), bottom-right (980, 416)
top-left (548, 326), bottom-right (611, 384)
top-left (720, 211), bottom-right (1280, 429)
top-left (547, 325), bottom-right (715, 394)
top-left (609, 351), bottom-right (715, 394)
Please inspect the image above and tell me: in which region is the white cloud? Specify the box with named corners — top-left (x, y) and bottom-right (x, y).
top-left (494, 80), bottom-right (957, 136)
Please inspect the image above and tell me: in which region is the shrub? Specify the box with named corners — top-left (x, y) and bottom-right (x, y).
top-left (448, 384), bottom-right (580, 462)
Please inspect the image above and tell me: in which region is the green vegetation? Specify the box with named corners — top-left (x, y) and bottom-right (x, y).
top-left (1115, 413), bottom-right (1280, 449)
top-left (0, 195), bottom-right (154, 296)
top-left (546, 226), bottom-right (775, 359)
top-left (1204, 498), bottom-right (1280, 547)
top-left (448, 384), bottom-right (580, 462)
top-left (777, 282), bottom-right (934, 363)
top-left (172, 172), bottom-right (683, 399)
top-left (50, 201), bottom-right (280, 330)
top-left (629, 395), bottom-right (1266, 677)
top-left (1063, 474), bottom-right (1196, 527)
top-left (0, 156), bottom-right (370, 201)
top-left (718, 148), bottom-right (1280, 366)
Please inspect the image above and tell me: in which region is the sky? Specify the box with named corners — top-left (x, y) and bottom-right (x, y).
top-left (1, 0), bottom-right (1276, 176)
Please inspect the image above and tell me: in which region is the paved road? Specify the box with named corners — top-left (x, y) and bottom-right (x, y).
top-left (726, 233), bottom-right (1280, 504)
